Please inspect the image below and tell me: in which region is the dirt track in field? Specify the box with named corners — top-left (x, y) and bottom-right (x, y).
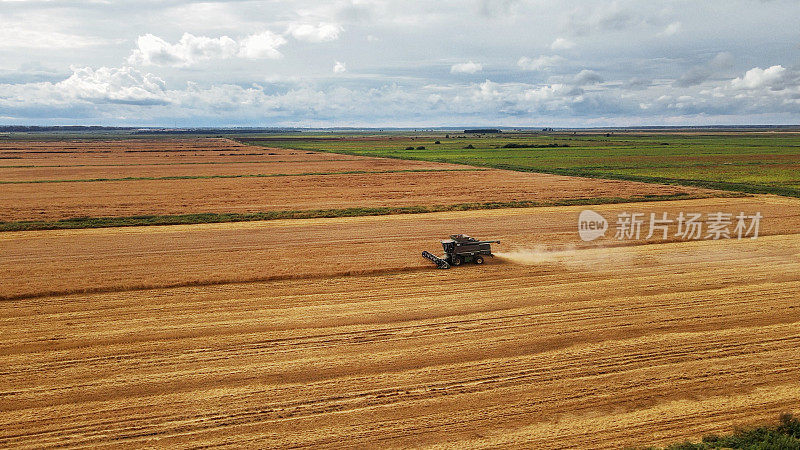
top-left (0, 139), bottom-right (715, 222)
top-left (1, 196), bottom-right (799, 448)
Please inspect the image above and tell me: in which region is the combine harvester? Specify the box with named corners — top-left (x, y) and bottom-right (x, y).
top-left (422, 234), bottom-right (500, 269)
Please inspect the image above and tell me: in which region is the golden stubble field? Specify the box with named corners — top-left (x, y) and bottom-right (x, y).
top-left (0, 138), bottom-right (798, 448)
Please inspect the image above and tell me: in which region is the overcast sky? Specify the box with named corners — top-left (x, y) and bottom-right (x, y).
top-left (1, 0), bottom-right (799, 127)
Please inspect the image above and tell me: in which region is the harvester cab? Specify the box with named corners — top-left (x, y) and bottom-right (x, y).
top-left (422, 234), bottom-right (500, 269)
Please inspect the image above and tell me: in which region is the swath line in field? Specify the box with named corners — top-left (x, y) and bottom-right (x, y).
top-left (0, 265), bottom-right (435, 302)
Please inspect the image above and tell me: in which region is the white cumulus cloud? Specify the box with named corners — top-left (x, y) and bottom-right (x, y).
top-left (450, 61), bottom-right (483, 74)
top-left (238, 31), bottom-right (287, 60)
top-left (128, 31), bottom-right (287, 66)
top-left (573, 69), bottom-right (603, 85)
top-left (517, 55), bottom-right (565, 71)
top-left (128, 33), bottom-right (239, 67)
top-left (288, 22), bottom-right (343, 43)
top-left (550, 38), bottom-right (575, 50)
top-left (730, 65), bottom-right (794, 90)
top-left (56, 65), bottom-right (168, 105)
top-left (333, 61), bottom-right (347, 73)
top-left (659, 21), bottom-right (682, 37)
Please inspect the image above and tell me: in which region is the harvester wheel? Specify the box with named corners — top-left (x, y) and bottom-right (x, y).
top-left (474, 255), bottom-right (484, 264)
top-left (451, 255), bottom-right (462, 266)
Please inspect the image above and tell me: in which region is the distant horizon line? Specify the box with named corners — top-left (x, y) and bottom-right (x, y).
top-left (2, 124), bottom-right (799, 132)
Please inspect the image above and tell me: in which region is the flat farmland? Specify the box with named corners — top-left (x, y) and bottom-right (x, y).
top-left (0, 138), bottom-right (721, 224)
top-left (1, 197), bottom-right (799, 448)
top-left (2, 134), bottom-right (799, 448)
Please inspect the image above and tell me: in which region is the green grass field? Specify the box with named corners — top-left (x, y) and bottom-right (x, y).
top-left (239, 132), bottom-right (800, 197)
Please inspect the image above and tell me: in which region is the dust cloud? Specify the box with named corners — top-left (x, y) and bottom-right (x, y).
top-left (494, 244), bottom-right (632, 269)
top-left (495, 245), bottom-right (585, 265)
top-left (494, 246), bottom-right (576, 265)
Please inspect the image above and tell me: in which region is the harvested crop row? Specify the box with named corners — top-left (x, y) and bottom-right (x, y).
top-left (1, 196), bottom-right (797, 305)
